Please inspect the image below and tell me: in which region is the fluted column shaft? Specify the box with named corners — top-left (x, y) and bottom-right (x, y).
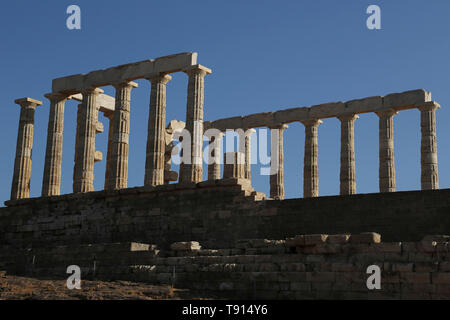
top-left (419, 103), bottom-right (439, 190)
top-left (207, 133), bottom-right (224, 180)
top-left (42, 94), bottom-right (67, 197)
top-left (301, 119), bottom-right (322, 198)
top-left (243, 129), bottom-right (256, 181)
top-left (270, 124), bottom-right (288, 200)
top-left (338, 114), bottom-right (358, 195)
top-left (73, 88), bottom-right (102, 193)
top-left (11, 98), bottom-right (42, 200)
top-left (145, 75), bottom-right (171, 186)
top-left (103, 111), bottom-right (114, 189)
top-left (108, 82), bottom-right (137, 190)
top-left (376, 109), bottom-right (397, 193)
top-left (182, 65), bottom-right (211, 183)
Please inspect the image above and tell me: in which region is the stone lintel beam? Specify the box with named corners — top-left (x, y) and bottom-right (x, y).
top-left (52, 52), bottom-right (197, 94)
top-left (204, 89), bottom-right (432, 131)
top-left (68, 90), bottom-right (118, 114)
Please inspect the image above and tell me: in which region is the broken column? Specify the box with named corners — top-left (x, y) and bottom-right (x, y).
top-left (376, 109), bottom-right (397, 193)
top-left (107, 81), bottom-right (137, 190)
top-left (338, 114), bottom-right (358, 195)
top-left (270, 124), bottom-right (288, 200)
top-left (11, 98), bottom-right (42, 200)
top-left (73, 88), bottom-right (103, 193)
top-left (41, 93), bottom-right (68, 197)
top-left (182, 65), bottom-right (212, 183)
top-left (419, 102), bottom-right (439, 190)
top-left (301, 119), bottom-right (322, 198)
top-left (145, 74), bottom-right (171, 187)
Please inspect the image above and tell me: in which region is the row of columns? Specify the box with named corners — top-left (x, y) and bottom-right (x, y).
top-left (10, 65), bottom-right (211, 200)
top-left (204, 105), bottom-right (440, 200)
top-left (10, 91), bottom-right (439, 200)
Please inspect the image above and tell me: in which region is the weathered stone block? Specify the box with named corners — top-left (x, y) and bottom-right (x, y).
top-left (170, 241), bottom-right (201, 251)
top-left (350, 232), bottom-right (381, 244)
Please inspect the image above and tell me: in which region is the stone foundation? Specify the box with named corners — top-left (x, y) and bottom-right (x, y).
top-left (1, 180), bottom-right (450, 250)
top-left (1, 233), bottom-right (450, 300)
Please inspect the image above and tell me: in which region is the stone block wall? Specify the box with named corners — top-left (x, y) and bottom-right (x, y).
top-left (1, 233), bottom-right (450, 299)
top-left (1, 179), bottom-right (450, 250)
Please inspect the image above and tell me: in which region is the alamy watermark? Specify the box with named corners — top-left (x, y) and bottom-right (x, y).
top-left (66, 265), bottom-right (81, 289)
top-left (66, 5), bottom-right (81, 30)
top-left (366, 5), bottom-right (381, 30)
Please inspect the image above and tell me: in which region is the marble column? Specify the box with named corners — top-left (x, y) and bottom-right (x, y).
top-left (145, 74), bottom-right (171, 187)
top-left (11, 98), bottom-right (42, 200)
top-left (108, 81), bottom-right (137, 190)
top-left (103, 110), bottom-right (114, 190)
top-left (270, 124), bottom-right (288, 200)
top-left (338, 114), bottom-right (358, 195)
top-left (419, 102), bottom-right (440, 190)
top-left (301, 119), bottom-right (322, 198)
top-left (223, 152), bottom-right (245, 179)
top-left (182, 65), bottom-right (212, 183)
top-left (207, 133), bottom-right (224, 180)
top-left (243, 129), bottom-right (256, 181)
top-left (73, 88), bottom-right (103, 193)
top-left (376, 109), bottom-right (397, 193)
top-left (42, 93), bottom-right (67, 197)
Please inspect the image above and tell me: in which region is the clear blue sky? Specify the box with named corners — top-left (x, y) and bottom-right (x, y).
top-left (1, 0), bottom-right (450, 205)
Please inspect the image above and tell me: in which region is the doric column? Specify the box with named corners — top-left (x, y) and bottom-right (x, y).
top-left (338, 114), bottom-right (358, 195)
top-left (11, 98), bottom-right (42, 200)
top-left (376, 109), bottom-right (398, 193)
top-left (270, 124), bottom-right (288, 200)
top-left (301, 119), bottom-right (322, 198)
top-left (145, 74), bottom-right (171, 187)
top-left (103, 110), bottom-right (114, 190)
top-left (41, 93), bottom-right (67, 197)
top-left (243, 129), bottom-right (256, 181)
top-left (207, 132), bottom-right (224, 180)
top-left (223, 152), bottom-right (245, 179)
top-left (108, 81), bottom-right (137, 190)
top-left (419, 102), bottom-right (440, 190)
top-left (73, 88), bottom-right (103, 193)
top-left (182, 65), bottom-right (212, 183)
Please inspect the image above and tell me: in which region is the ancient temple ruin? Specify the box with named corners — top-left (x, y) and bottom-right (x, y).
top-left (3, 52), bottom-right (449, 300)
top-left (8, 52), bottom-right (439, 202)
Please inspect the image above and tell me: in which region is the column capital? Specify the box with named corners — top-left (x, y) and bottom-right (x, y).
top-left (376, 108), bottom-right (398, 118)
top-left (337, 113), bottom-right (359, 122)
top-left (417, 101), bottom-right (440, 112)
top-left (300, 119), bottom-right (322, 127)
top-left (269, 123), bottom-right (289, 130)
top-left (146, 74), bottom-right (172, 84)
top-left (183, 64), bottom-right (212, 77)
top-left (44, 92), bottom-right (69, 102)
top-left (112, 81), bottom-right (139, 90)
top-left (14, 97), bottom-right (43, 108)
